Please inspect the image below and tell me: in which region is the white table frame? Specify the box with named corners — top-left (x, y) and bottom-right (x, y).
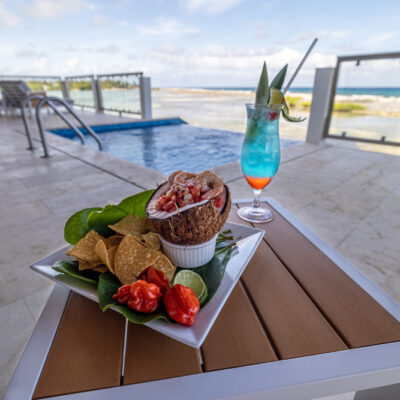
top-left (5, 198), bottom-right (400, 400)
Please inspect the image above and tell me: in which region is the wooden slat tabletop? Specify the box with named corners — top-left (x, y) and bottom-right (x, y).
top-left (32, 202), bottom-right (400, 399)
top-left (33, 293), bottom-right (126, 399)
top-left (251, 203), bottom-right (400, 348)
top-left (124, 325), bottom-right (202, 385)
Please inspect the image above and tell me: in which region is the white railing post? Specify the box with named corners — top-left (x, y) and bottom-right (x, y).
top-left (306, 67), bottom-right (336, 145)
top-left (95, 78), bottom-right (104, 112)
top-left (60, 80), bottom-right (70, 99)
top-left (139, 76), bottom-right (152, 119)
top-left (91, 77), bottom-right (103, 113)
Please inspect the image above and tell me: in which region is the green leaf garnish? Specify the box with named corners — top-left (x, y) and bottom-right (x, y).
top-left (270, 64), bottom-right (288, 90)
top-left (64, 207), bottom-right (102, 245)
top-left (63, 190), bottom-right (154, 244)
top-left (190, 244), bottom-right (233, 304)
top-left (255, 61), bottom-right (269, 105)
top-left (53, 260), bottom-right (99, 285)
top-left (87, 205), bottom-right (128, 237)
top-left (118, 190), bottom-right (154, 217)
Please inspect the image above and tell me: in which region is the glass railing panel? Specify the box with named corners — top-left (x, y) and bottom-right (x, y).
top-left (329, 57), bottom-right (400, 145)
top-left (65, 75), bottom-right (95, 109)
top-left (98, 73), bottom-right (142, 114)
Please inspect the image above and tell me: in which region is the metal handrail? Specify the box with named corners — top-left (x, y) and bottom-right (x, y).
top-left (35, 96), bottom-right (103, 158)
top-left (0, 74), bottom-right (62, 80)
top-left (21, 93), bottom-right (45, 150)
top-left (337, 51), bottom-right (400, 62)
top-left (96, 72), bottom-right (143, 78)
top-left (21, 94), bottom-right (86, 151)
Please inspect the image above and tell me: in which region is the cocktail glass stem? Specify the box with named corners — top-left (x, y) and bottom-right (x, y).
top-left (237, 188), bottom-right (273, 223)
top-left (252, 189), bottom-right (261, 209)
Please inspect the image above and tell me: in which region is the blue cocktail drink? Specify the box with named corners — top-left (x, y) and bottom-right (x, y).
top-left (238, 104), bottom-right (282, 222)
top-left (237, 60), bottom-right (306, 223)
top-left (241, 104), bottom-right (281, 190)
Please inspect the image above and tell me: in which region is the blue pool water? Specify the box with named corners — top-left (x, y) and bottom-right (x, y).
top-left (50, 119), bottom-right (298, 174)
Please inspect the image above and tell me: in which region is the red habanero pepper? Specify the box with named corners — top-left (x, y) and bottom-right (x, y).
top-left (127, 280), bottom-right (163, 313)
top-left (139, 266), bottom-right (170, 293)
top-left (112, 285), bottom-right (132, 304)
top-left (164, 284), bottom-right (200, 326)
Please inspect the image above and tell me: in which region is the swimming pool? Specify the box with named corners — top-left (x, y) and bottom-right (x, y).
top-left (50, 118), bottom-right (299, 174)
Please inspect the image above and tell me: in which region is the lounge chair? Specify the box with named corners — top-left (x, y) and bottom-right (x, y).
top-left (0, 80), bottom-right (73, 116)
top-left (0, 80), bottom-right (35, 115)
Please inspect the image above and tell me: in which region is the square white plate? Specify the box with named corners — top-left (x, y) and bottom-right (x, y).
top-left (31, 221), bottom-right (264, 348)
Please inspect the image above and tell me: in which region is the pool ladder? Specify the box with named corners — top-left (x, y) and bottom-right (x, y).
top-left (21, 94), bottom-right (103, 158)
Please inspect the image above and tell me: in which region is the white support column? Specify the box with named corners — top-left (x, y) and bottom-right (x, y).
top-left (95, 79), bottom-right (104, 113)
top-left (91, 78), bottom-right (102, 113)
top-left (306, 67), bottom-right (336, 145)
top-left (139, 76), bottom-right (152, 120)
top-left (60, 80), bottom-right (70, 99)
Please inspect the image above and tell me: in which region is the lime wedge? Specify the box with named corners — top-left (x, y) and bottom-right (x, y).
top-left (269, 88), bottom-right (284, 106)
top-left (173, 270), bottom-right (208, 305)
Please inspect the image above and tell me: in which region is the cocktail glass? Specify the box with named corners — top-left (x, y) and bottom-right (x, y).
top-left (238, 103), bottom-right (283, 223)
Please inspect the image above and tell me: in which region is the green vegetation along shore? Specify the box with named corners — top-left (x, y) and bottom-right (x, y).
top-left (27, 80), bottom-right (138, 91)
top-left (286, 96), bottom-right (367, 113)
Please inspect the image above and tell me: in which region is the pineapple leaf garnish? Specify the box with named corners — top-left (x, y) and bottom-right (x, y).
top-left (270, 64), bottom-right (288, 90)
top-left (255, 61), bottom-right (269, 105)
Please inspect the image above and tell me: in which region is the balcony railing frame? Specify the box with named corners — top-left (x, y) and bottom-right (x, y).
top-left (323, 51), bottom-right (400, 147)
top-left (0, 72), bottom-right (151, 119)
top-left (96, 72), bottom-right (144, 116)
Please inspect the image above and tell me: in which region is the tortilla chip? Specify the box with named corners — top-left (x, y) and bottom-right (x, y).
top-left (108, 234), bottom-right (123, 247)
top-left (95, 240), bottom-right (110, 268)
top-left (153, 253), bottom-right (176, 282)
top-left (66, 230), bottom-right (106, 263)
top-left (107, 245), bottom-right (118, 274)
top-left (141, 232), bottom-right (161, 251)
top-left (114, 234), bottom-right (161, 285)
top-left (108, 215), bottom-right (147, 237)
top-left (77, 258), bottom-right (100, 271)
top-left (95, 240), bottom-right (118, 274)
top-left (92, 265), bottom-right (108, 273)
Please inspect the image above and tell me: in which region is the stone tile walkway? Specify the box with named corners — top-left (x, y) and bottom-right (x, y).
top-left (0, 111), bottom-right (399, 400)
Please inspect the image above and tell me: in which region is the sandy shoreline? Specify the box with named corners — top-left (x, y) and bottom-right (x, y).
top-left (155, 87), bottom-right (400, 119)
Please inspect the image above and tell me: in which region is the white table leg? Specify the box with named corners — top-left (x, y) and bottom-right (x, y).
top-left (354, 383), bottom-right (400, 399)
top-left (3, 285), bottom-right (70, 400)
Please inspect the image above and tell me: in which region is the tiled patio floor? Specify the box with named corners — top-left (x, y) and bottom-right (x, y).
top-left (0, 111), bottom-right (399, 400)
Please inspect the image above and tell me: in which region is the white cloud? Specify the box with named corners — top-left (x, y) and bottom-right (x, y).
top-left (183, 0), bottom-right (244, 14)
top-left (15, 49), bottom-right (45, 57)
top-left (94, 44), bottom-right (120, 54)
top-left (152, 44), bottom-right (186, 56)
top-left (278, 30), bottom-right (351, 45)
top-left (205, 45), bottom-right (228, 57)
top-left (91, 13), bottom-right (108, 28)
top-left (137, 17), bottom-right (199, 37)
top-left (0, 3), bottom-right (23, 28)
top-left (145, 44), bottom-right (337, 86)
top-left (18, 0), bottom-right (93, 19)
top-left (31, 56), bottom-right (51, 74)
top-left (366, 32), bottom-right (397, 46)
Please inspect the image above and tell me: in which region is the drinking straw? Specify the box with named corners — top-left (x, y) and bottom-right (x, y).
top-left (283, 38), bottom-right (318, 95)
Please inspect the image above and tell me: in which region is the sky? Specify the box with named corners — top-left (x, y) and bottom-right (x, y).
top-left (0, 0), bottom-right (399, 87)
